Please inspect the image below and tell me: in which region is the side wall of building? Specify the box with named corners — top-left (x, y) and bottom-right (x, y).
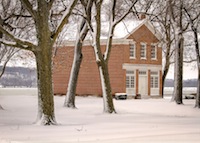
top-left (53, 24), bottom-right (162, 96)
top-left (53, 45), bottom-right (127, 95)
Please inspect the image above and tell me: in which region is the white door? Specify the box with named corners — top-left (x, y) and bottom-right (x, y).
top-left (138, 71), bottom-right (148, 95)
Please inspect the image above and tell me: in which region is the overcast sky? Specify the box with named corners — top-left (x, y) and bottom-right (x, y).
top-left (167, 63), bottom-right (198, 80)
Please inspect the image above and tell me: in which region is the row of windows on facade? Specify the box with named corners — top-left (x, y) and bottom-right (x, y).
top-left (129, 43), bottom-right (157, 59)
top-left (126, 71), bottom-right (159, 89)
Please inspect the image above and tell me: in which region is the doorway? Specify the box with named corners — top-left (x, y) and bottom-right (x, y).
top-left (138, 71), bottom-right (147, 96)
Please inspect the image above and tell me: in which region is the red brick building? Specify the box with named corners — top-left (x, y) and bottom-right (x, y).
top-left (53, 19), bottom-right (162, 97)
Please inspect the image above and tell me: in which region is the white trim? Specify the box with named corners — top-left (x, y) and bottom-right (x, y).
top-left (123, 64), bottom-right (162, 71)
top-left (60, 39), bottom-right (134, 46)
top-left (59, 20), bottom-right (162, 47)
top-left (144, 21), bottom-right (162, 40)
top-left (124, 19), bottom-right (162, 40)
top-left (124, 19), bottom-right (147, 39)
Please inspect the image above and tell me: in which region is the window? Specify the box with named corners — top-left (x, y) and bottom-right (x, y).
top-left (126, 71), bottom-right (135, 88)
top-left (140, 43), bottom-right (146, 59)
top-left (150, 71), bottom-right (159, 88)
top-left (130, 44), bottom-right (136, 59)
top-left (139, 71), bottom-right (147, 75)
top-left (151, 44), bottom-right (157, 59)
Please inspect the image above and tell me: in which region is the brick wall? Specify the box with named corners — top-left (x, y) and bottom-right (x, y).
top-left (125, 25), bottom-right (162, 65)
top-left (53, 45), bottom-right (127, 95)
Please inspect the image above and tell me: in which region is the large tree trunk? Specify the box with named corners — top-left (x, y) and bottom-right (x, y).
top-left (98, 61), bottom-right (116, 113)
top-left (169, 0), bottom-right (184, 104)
top-left (34, 48), bottom-right (56, 125)
top-left (193, 28), bottom-right (200, 108)
top-left (196, 64), bottom-right (200, 108)
top-left (34, 1), bottom-right (56, 125)
top-left (64, 42), bottom-right (83, 108)
top-left (90, 0), bottom-right (115, 113)
top-left (173, 33), bottom-right (184, 104)
top-left (64, 0), bottom-right (93, 108)
top-left (162, 59), bottom-right (170, 97)
top-left (162, 24), bottom-right (172, 98)
top-left (162, 42), bottom-right (171, 97)
top-left (183, 5), bottom-right (200, 108)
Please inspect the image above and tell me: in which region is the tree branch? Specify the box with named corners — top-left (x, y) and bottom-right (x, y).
top-left (183, 7), bottom-right (200, 24)
top-left (52, 0), bottom-right (78, 42)
top-left (183, 59), bottom-right (197, 63)
top-left (104, 0), bottom-right (139, 62)
top-left (0, 48), bottom-right (20, 78)
top-left (48, 0), bottom-right (55, 10)
top-left (104, 0), bottom-right (116, 61)
top-left (0, 59), bottom-right (9, 78)
top-left (20, 0), bottom-right (36, 19)
top-left (0, 39), bottom-right (32, 51)
top-left (5, 14), bottom-right (32, 21)
top-left (0, 25), bottom-right (36, 51)
top-left (113, 0), bottom-right (139, 27)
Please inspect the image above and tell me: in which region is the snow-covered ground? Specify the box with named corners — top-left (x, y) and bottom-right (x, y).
top-left (0, 95), bottom-right (200, 143)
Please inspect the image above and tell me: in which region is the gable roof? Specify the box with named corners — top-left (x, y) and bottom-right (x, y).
top-left (60, 19), bottom-right (162, 46)
top-left (114, 19), bottom-right (162, 40)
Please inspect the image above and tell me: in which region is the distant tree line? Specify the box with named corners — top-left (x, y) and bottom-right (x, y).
top-left (0, 66), bottom-right (37, 87)
top-left (165, 79), bottom-right (198, 87)
top-left (0, 66), bottom-right (197, 88)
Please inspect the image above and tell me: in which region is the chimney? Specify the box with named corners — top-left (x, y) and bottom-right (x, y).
top-left (139, 14), bottom-right (146, 20)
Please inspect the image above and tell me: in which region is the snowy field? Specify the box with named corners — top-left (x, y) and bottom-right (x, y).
top-left (0, 94), bottom-right (200, 143)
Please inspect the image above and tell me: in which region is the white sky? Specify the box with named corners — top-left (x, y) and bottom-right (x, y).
top-left (166, 63), bottom-right (198, 80)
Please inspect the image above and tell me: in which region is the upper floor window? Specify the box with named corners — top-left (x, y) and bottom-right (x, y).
top-left (140, 43), bottom-right (146, 59)
top-left (151, 44), bottom-right (157, 60)
top-left (130, 43), bottom-right (136, 59)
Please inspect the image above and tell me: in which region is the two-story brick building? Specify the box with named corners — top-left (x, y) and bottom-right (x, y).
top-left (53, 19), bottom-right (162, 97)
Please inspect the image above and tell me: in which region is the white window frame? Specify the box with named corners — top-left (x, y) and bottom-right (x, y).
top-left (150, 71), bottom-right (159, 88)
top-left (129, 43), bottom-right (136, 59)
top-left (151, 44), bottom-right (157, 60)
top-left (126, 71), bottom-right (135, 88)
top-left (140, 43), bottom-right (146, 59)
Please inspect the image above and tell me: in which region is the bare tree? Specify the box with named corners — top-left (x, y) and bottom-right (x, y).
top-left (83, 0), bottom-right (141, 113)
top-left (148, 1), bottom-right (175, 97)
top-left (169, 0), bottom-right (189, 104)
top-left (64, 0), bottom-right (93, 108)
top-left (0, 0), bottom-right (20, 110)
top-left (0, 46), bottom-right (19, 78)
top-left (183, 0), bottom-right (200, 108)
top-left (161, 24), bottom-right (174, 97)
top-left (0, 0), bottom-right (20, 78)
top-left (0, 0), bottom-right (78, 125)
top-left (63, 0), bottom-right (141, 111)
